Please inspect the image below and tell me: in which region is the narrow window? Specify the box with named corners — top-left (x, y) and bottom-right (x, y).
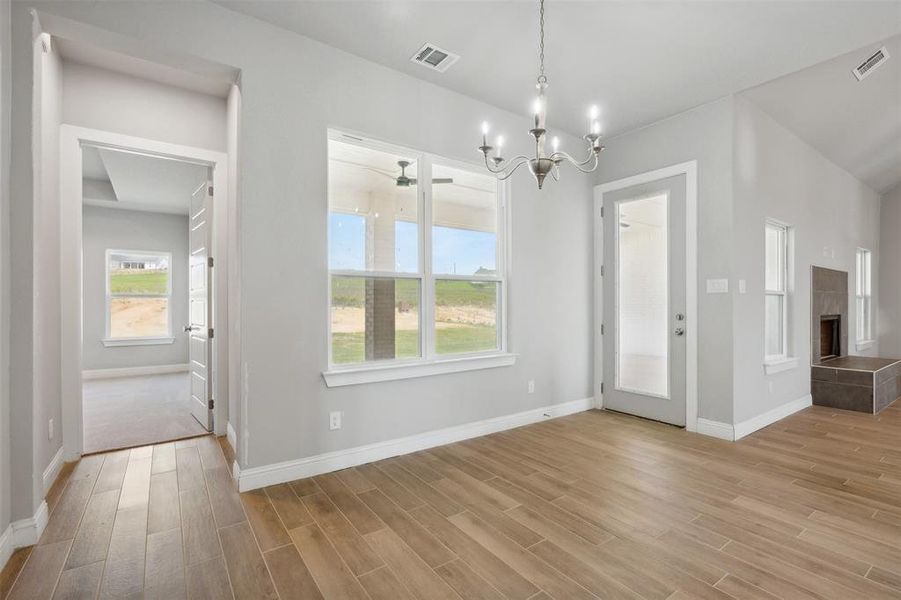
top-left (107, 250), bottom-right (172, 339)
top-left (764, 221), bottom-right (789, 361)
top-left (856, 248), bottom-right (872, 343)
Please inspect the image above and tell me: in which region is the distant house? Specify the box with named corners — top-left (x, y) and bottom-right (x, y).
top-left (474, 266), bottom-right (497, 276)
top-left (112, 257), bottom-right (168, 271)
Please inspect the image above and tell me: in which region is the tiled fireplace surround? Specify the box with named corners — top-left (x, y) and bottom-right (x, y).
top-left (810, 266), bottom-right (901, 413)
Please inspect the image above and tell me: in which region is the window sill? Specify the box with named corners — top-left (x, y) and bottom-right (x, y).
top-left (103, 337), bottom-right (175, 347)
top-left (323, 353), bottom-right (518, 387)
top-left (764, 357), bottom-right (799, 375)
top-left (856, 339), bottom-right (875, 352)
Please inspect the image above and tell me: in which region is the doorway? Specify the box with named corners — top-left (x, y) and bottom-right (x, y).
top-left (594, 162), bottom-right (698, 430)
top-left (79, 144), bottom-right (214, 453)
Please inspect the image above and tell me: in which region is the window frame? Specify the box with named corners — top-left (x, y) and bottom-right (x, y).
top-left (856, 247), bottom-right (873, 346)
top-left (764, 220), bottom-right (790, 364)
top-left (104, 248), bottom-right (174, 346)
top-left (324, 130), bottom-right (512, 382)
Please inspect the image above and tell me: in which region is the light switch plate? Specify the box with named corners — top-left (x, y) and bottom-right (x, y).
top-left (739, 279), bottom-right (747, 294)
top-left (706, 278), bottom-right (729, 294)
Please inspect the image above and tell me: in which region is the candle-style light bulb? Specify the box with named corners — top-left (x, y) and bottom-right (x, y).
top-left (552, 136), bottom-right (560, 152)
top-left (588, 106), bottom-right (600, 133)
top-left (495, 135), bottom-right (504, 158)
top-left (481, 121), bottom-right (490, 146)
top-left (591, 121), bottom-right (601, 135)
top-left (533, 98), bottom-right (542, 129)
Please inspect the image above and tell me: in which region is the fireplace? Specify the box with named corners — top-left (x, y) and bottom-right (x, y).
top-left (820, 315), bottom-right (840, 361)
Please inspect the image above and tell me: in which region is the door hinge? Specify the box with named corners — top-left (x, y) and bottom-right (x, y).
top-left (600, 382), bottom-right (604, 394)
top-left (208, 328), bottom-right (214, 339)
top-left (208, 185), bottom-right (214, 195)
top-left (208, 256), bottom-right (214, 268)
top-left (208, 398), bottom-right (214, 410)
top-left (600, 265), bottom-right (604, 277)
top-left (600, 324), bottom-right (605, 335)
top-left (600, 206), bottom-right (604, 218)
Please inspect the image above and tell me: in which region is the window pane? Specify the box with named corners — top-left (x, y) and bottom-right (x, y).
top-left (328, 139), bottom-right (418, 272)
top-left (765, 294), bottom-right (784, 356)
top-left (330, 276), bottom-right (420, 364)
top-left (435, 279), bottom-right (498, 354)
top-left (109, 252), bottom-right (169, 295)
top-left (615, 194), bottom-right (668, 398)
top-left (110, 297), bottom-right (169, 338)
top-left (764, 225), bottom-right (784, 292)
top-left (432, 164), bottom-right (497, 276)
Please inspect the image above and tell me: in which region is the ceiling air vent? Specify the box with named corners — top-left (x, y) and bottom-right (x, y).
top-left (410, 43), bottom-right (459, 73)
top-left (853, 46), bottom-right (890, 81)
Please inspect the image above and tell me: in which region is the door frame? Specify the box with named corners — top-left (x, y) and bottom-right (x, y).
top-left (59, 124), bottom-right (230, 459)
top-left (593, 161), bottom-right (698, 432)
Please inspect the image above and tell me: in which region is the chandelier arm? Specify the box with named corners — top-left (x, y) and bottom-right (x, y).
top-left (552, 149), bottom-right (597, 168)
top-left (483, 153), bottom-right (531, 175)
top-left (554, 151), bottom-right (599, 173)
top-left (495, 157), bottom-right (532, 181)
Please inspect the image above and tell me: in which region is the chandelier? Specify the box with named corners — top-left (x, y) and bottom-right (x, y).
top-left (478, 0), bottom-right (604, 189)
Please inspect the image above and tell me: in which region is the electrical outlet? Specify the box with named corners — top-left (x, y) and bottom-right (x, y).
top-left (329, 411), bottom-right (342, 431)
top-left (48, 418), bottom-right (53, 440)
top-left (527, 380), bottom-right (535, 394)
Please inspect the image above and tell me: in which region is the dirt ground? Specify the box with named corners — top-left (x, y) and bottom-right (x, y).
top-left (331, 305), bottom-right (495, 333)
top-left (110, 298), bottom-right (169, 338)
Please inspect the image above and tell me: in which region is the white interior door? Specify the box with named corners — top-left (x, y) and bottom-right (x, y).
top-left (602, 174), bottom-right (687, 425)
top-left (188, 180), bottom-right (214, 430)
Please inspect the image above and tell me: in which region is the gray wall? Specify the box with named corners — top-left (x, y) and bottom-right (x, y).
top-left (0, 0), bottom-right (11, 538)
top-left (732, 96), bottom-right (881, 423)
top-left (12, 1), bottom-right (594, 482)
top-left (595, 98), bottom-right (737, 424)
top-left (879, 183), bottom-right (901, 356)
top-left (82, 206), bottom-right (189, 370)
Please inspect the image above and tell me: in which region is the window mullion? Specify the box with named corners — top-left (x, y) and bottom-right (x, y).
top-left (421, 155), bottom-right (435, 359)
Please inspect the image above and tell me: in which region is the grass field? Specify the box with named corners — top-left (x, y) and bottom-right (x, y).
top-left (110, 270), bottom-right (168, 295)
top-left (331, 276), bottom-right (496, 308)
top-left (331, 325), bottom-right (497, 363)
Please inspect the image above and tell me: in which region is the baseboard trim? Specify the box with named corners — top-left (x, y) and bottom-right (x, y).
top-left (696, 418), bottom-right (735, 441)
top-left (0, 500), bottom-right (50, 571)
top-left (11, 501), bottom-right (49, 548)
top-left (82, 363), bottom-right (190, 380)
top-left (236, 397), bottom-right (593, 492)
top-left (0, 524), bottom-right (12, 576)
top-left (42, 446), bottom-right (65, 495)
top-left (226, 422), bottom-right (237, 453)
top-left (734, 394), bottom-right (812, 440)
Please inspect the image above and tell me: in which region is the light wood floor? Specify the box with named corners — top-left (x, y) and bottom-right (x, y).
top-left (3, 403), bottom-right (901, 599)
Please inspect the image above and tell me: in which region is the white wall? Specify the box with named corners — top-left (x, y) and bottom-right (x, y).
top-left (81, 206), bottom-right (189, 370)
top-left (13, 1), bottom-right (594, 474)
top-left (596, 98), bottom-right (736, 424)
top-left (879, 183), bottom-right (901, 357)
top-left (732, 96), bottom-right (882, 423)
top-left (62, 61), bottom-right (227, 152)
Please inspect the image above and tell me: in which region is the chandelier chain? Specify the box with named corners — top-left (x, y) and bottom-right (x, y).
top-left (538, 0), bottom-right (547, 84)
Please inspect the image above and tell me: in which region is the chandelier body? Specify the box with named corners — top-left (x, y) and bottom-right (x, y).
top-left (478, 0), bottom-right (604, 189)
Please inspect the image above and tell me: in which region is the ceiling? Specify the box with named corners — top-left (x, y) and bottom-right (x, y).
top-left (82, 146), bottom-right (209, 215)
top-left (215, 1), bottom-right (901, 138)
top-left (741, 35), bottom-right (901, 193)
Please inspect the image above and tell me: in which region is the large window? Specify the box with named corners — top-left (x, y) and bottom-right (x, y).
top-left (764, 221), bottom-right (789, 361)
top-left (106, 250), bottom-right (172, 341)
top-left (327, 135), bottom-right (505, 367)
top-left (856, 247), bottom-right (873, 343)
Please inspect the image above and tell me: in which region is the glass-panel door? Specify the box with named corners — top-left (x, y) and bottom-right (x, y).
top-left (602, 174), bottom-right (687, 426)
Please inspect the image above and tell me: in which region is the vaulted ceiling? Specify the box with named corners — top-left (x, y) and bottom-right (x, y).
top-left (216, 1), bottom-right (901, 139)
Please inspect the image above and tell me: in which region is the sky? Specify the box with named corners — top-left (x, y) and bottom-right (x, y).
top-left (329, 213), bottom-right (496, 275)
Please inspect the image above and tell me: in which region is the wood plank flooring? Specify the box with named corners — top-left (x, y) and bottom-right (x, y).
top-left (3, 403), bottom-right (901, 599)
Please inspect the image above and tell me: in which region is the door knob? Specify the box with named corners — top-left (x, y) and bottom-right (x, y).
top-left (674, 327), bottom-right (685, 336)
top-left (184, 325), bottom-right (194, 333)
top-left (675, 313), bottom-right (685, 321)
